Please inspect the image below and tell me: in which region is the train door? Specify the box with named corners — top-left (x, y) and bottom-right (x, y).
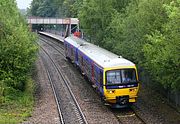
top-left (80, 54), bottom-right (84, 74)
top-left (91, 62), bottom-right (95, 85)
top-left (94, 65), bottom-right (99, 87)
top-left (75, 48), bottom-right (78, 65)
top-left (73, 47), bottom-right (76, 62)
top-left (65, 43), bottom-right (68, 57)
top-left (99, 70), bottom-right (104, 97)
top-left (67, 43), bottom-right (71, 58)
top-left (68, 44), bottom-right (71, 57)
top-left (70, 46), bottom-right (73, 60)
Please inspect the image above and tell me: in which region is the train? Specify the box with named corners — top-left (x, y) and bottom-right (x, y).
top-left (64, 36), bottom-right (139, 108)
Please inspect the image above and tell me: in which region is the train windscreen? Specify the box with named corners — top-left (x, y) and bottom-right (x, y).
top-left (106, 69), bottom-right (137, 85)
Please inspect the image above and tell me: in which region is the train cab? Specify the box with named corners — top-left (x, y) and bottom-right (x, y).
top-left (104, 66), bottom-right (139, 107)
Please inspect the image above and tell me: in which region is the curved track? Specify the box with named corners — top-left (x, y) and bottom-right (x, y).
top-left (39, 36), bottom-right (65, 56)
top-left (40, 35), bottom-right (64, 50)
top-left (38, 38), bottom-right (88, 124)
top-left (39, 34), bottom-right (146, 124)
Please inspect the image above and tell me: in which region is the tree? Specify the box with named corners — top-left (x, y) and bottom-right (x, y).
top-left (110, 0), bottom-right (170, 62)
top-left (78, 0), bottom-right (115, 46)
top-left (143, 0), bottom-right (180, 90)
top-left (28, 0), bottom-right (61, 17)
top-left (0, 0), bottom-right (38, 92)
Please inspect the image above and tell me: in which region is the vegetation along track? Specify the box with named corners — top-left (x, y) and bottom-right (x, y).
top-left (39, 34), bottom-right (146, 124)
top-left (38, 40), bottom-right (88, 124)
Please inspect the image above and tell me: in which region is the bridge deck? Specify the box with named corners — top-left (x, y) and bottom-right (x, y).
top-left (28, 18), bottom-right (79, 25)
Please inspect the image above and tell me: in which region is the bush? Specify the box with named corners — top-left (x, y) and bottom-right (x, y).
top-left (0, 0), bottom-right (38, 93)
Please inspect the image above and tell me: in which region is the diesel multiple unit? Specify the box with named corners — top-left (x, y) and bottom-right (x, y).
top-left (64, 36), bottom-right (139, 107)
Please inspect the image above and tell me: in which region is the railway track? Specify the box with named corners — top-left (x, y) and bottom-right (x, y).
top-left (111, 106), bottom-right (146, 124)
top-left (40, 35), bottom-right (64, 50)
top-left (132, 106), bottom-right (146, 124)
top-left (39, 36), bottom-right (65, 57)
top-left (39, 34), bottom-right (146, 124)
top-left (38, 39), bottom-right (88, 124)
top-left (44, 67), bottom-right (65, 124)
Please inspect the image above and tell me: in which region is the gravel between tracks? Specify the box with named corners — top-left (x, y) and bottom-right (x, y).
top-left (22, 57), bottom-right (60, 124)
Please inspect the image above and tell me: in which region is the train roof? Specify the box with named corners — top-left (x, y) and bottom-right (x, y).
top-left (65, 36), bottom-right (135, 68)
top-left (64, 36), bottom-right (85, 47)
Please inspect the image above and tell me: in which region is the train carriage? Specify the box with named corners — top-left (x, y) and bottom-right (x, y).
top-left (64, 36), bottom-right (83, 64)
top-left (64, 36), bottom-right (139, 108)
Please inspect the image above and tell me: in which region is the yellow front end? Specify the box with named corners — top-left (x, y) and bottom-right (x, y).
top-left (104, 86), bottom-right (139, 104)
top-left (103, 66), bottom-right (139, 104)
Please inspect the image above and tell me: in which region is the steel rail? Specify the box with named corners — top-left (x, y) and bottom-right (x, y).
top-left (131, 105), bottom-right (146, 124)
top-left (39, 35), bottom-right (64, 50)
top-left (39, 34), bottom-right (64, 45)
top-left (41, 59), bottom-right (65, 124)
top-left (38, 41), bottom-right (88, 124)
top-left (39, 37), bottom-right (65, 57)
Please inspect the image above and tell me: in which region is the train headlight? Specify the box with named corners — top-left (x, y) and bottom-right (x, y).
top-left (107, 90), bottom-right (115, 94)
top-left (129, 88), bottom-right (137, 92)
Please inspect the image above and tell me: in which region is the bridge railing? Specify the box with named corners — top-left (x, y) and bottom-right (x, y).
top-left (27, 17), bottom-right (79, 25)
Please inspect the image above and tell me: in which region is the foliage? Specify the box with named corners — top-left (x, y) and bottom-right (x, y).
top-left (62, 0), bottom-right (80, 17)
top-left (28, 0), bottom-right (65, 17)
top-left (77, 0), bottom-right (180, 91)
top-left (0, 1), bottom-right (37, 123)
top-left (143, 0), bottom-right (180, 90)
top-left (78, 0), bottom-right (115, 46)
top-left (0, 0), bottom-right (38, 93)
top-left (111, 0), bottom-right (170, 62)
top-left (28, 0), bottom-right (82, 18)
top-left (28, 0), bottom-right (56, 17)
top-left (0, 77), bottom-right (35, 123)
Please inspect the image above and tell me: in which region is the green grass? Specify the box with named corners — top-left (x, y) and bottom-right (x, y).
top-left (0, 77), bottom-right (35, 124)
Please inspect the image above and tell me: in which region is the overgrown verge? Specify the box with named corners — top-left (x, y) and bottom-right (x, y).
top-left (0, 77), bottom-right (35, 123)
top-left (0, 0), bottom-right (38, 123)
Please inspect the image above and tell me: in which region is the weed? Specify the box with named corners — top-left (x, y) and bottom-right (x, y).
top-left (0, 77), bottom-right (35, 124)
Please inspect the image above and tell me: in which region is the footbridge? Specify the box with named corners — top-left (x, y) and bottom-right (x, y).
top-left (27, 17), bottom-right (79, 25)
top-left (27, 17), bottom-right (79, 36)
